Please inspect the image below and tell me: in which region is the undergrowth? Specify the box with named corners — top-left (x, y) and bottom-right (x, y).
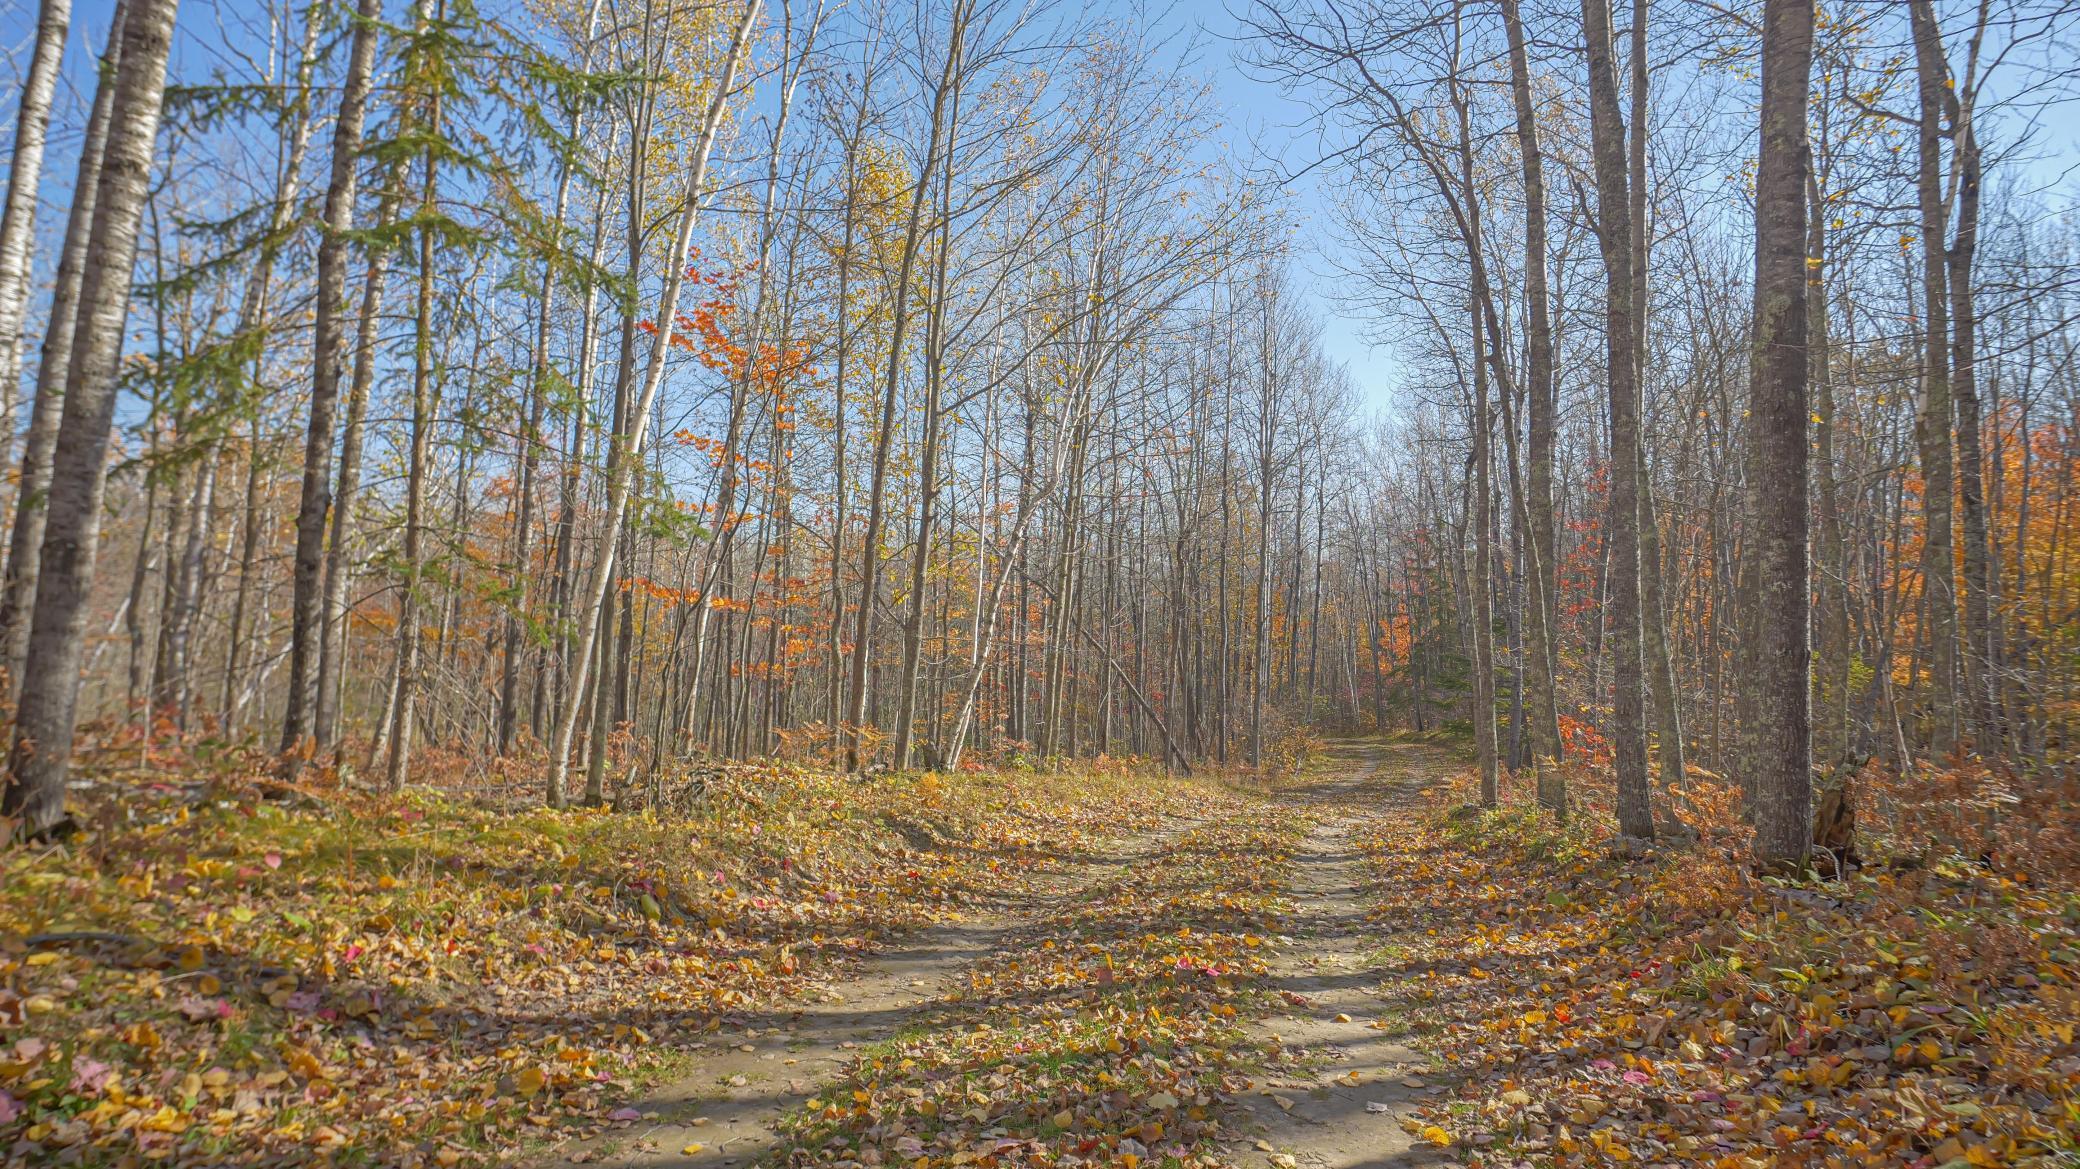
top-left (0, 761), bottom-right (1205, 1166)
top-left (1366, 764), bottom-right (2080, 1166)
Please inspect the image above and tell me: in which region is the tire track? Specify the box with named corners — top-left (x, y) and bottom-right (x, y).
top-left (560, 818), bottom-right (1201, 1168)
top-left (1232, 741), bottom-right (1451, 1169)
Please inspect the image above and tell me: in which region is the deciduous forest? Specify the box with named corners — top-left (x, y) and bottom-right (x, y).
top-left (0, 0), bottom-right (2076, 1164)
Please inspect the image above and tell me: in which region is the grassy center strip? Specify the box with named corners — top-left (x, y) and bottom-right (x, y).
top-left (769, 796), bottom-right (1305, 1169)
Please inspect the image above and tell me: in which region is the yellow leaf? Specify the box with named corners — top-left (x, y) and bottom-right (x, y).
top-left (681, 1144), bottom-right (704, 1156)
top-left (516, 1067), bottom-right (546, 1099)
top-left (1420, 1125), bottom-right (1452, 1147)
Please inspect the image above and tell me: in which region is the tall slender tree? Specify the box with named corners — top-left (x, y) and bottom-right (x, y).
top-left (3, 0), bottom-right (181, 838)
top-left (1748, 0), bottom-right (1815, 871)
top-left (0, 0), bottom-right (127, 699)
top-left (0, 0), bottom-right (71, 465)
top-left (1579, 0), bottom-right (1655, 838)
top-left (546, 0), bottom-right (762, 805)
top-left (282, 0), bottom-right (385, 761)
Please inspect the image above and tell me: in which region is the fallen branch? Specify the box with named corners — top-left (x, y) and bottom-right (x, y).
top-left (26, 931), bottom-right (144, 949)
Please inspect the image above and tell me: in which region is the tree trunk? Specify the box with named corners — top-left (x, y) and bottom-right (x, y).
top-left (1809, 169), bottom-right (1850, 762)
top-left (3, 0), bottom-right (178, 838)
top-left (844, 2), bottom-right (966, 773)
top-left (1749, 0), bottom-right (1815, 872)
top-left (0, 0), bottom-right (126, 700)
top-left (500, 0), bottom-right (605, 757)
top-left (892, 246), bottom-right (952, 767)
top-left (316, 191), bottom-right (401, 758)
top-left (385, 6), bottom-right (447, 791)
top-left (0, 0), bottom-right (71, 477)
top-left (1454, 51), bottom-right (1499, 805)
top-left (1624, 0), bottom-right (1684, 796)
top-left (283, 0), bottom-right (383, 758)
top-left (1505, 0), bottom-right (1555, 765)
top-left (1908, 0), bottom-right (1958, 757)
top-left (1944, 82), bottom-right (1996, 747)
top-left (1579, 0), bottom-right (1654, 837)
top-left (1471, 284), bottom-right (1499, 804)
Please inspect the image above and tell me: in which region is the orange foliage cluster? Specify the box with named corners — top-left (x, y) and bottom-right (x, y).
top-left (1375, 614), bottom-right (1413, 668)
top-left (1980, 415), bottom-right (2080, 725)
top-left (621, 575), bottom-right (702, 607)
top-left (1557, 461), bottom-right (1609, 627)
top-left (1784, 408), bottom-right (2070, 731)
top-left (1556, 712), bottom-right (1614, 768)
top-left (637, 255), bottom-right (815, 401)
top-left (1862, 757), bottom-right (2080, 878)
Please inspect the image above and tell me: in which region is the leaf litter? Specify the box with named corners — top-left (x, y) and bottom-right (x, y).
top-left (1357, 766), bottom-right (2080, 1168)
top-left (767, 795), bottom-right (1308, 1169)
top-left (0, 763), bottom-right (1205, 1166)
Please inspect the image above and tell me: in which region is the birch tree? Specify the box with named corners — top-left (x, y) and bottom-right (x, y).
top-left (3, 0), bottom-right (181, 838)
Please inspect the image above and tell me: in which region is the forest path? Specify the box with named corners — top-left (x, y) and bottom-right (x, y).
top-left (563, 815), bottom-right (1202, 1168)
top-left (554, 740), bottom-right (1461, 1169)
top-left (1230, 740), bottom-right (1454, 1169)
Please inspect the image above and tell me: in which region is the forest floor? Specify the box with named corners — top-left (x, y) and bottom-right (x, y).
top-left (5, 739), bottom-right (2080, 1168)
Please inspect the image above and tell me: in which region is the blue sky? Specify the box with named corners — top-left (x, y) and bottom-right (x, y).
top-left (1138, 0), bottom-right (1403, 412)
top-left (11, 0), bottom-right (2080, 425)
